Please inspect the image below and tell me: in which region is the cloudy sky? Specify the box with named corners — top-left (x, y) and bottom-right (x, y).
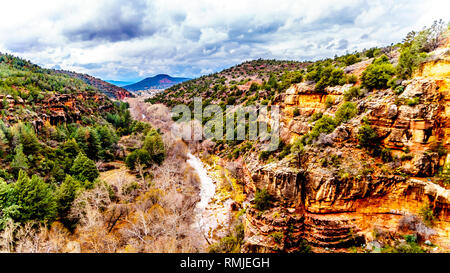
top-left (0, 0), bottom-right (448, 82)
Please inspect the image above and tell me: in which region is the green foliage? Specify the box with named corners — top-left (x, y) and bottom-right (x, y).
top-left (306, 63), bottom-right (346, 92)
top-left (295, 239), bottom-right (312, 253)
top-left (310, 112), bottom-right (323, 122)
top-left (324, 96), bottom-right (334, 108)
top-left (347, 74), bottom-right (358, 84)
top-left (334, 102), bottom-right (357, 124)
top-left (12, 122), bottom-right (41, 155)
top-left (106, 102), bottom-right (132, 135)
top-left (142, 129), bottom-right (166, 165)
top-left (56, 175), bottom-right (81, 217)
top-left (249, 82), bottom-right (259, 92)
top-left (293, 107), bottom-right (300, 117)
top-left (10, 144), bottom-right (29, 173)
top-left (365, 47), bottom-right (381, 58)
top-left (253, 188), bottom-right (272, 211)
top-left (343, 86), bottom-right (361, 101)
top-left (344, 54), bottom-right (361, 66)
top-left (397, 46), bottom-right (427, 79)
top-left (70, 152), bottom-right (99, 186)
top-left (357, 123), bottom-right (378, 149)
top-left (290, 137), bottom-right (305, 167)
top-left (406, 97), bottom-right (420, 106)
top-left (270, 231), bottom-right (284, 244)
top-left (259, 150), bottom-right (271, 161)
top-left (309, 115), bottom-right (337, 140)
top-left (208, 223), bottom-right (244, 253)
top-left (381, 148), bottom-right (393, 162)
top-left (361, 55), bottom-right (396, 90)
top-left (441, 162), bottom-right (450, 185)
top-left (125, 149), bottom-right (152, 171)
top-left (419, 203), bottom-right (435, 227)
top-left (11, 170), bottom-right (57, 223)
top-left (381, 235), bottom-right (426, 253)
top-left (397, 20), bottom-right (447, 79)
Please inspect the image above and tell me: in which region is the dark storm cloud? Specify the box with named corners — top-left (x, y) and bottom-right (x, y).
top-left (63, 0), bottom-right (155, 42)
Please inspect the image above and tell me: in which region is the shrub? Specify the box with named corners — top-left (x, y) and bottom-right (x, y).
top-left (347, 74), bottom-right (358, 84)
top-left (396, 47), bottom-right (427, 79)
top-left (334, 102), bottom-right (357, 124)
top-left (143, 129), bottom-right (166, 165)
top-left (394, 85), bottom-right (405, 95)
top-left (270, 232), bottom-right (284, 244)
top-left (253, 188), bottom-right (272, 211)
top-left (361, 56), bottom-right (396, 90)
top-left (324, 96), bottom-right (334, 108)
top-left (357, 123), bottom-right (378, 148)
top-left (208, 223), bottom-right (244, 253)
top-left (343, 86), bottom-right (361, 101)
top-left (365, 47), bottom-right (380, 58)
top-left (293, 107), bottom-right (300, 117)
top-left (125, 149), bottom-right (152, 171)
top-left (419, 203), bottom-right (435, 227)
top-left (309, 115), bottom-right (336, 140)
top-left (10, 144), bottom-right (29, 173)
top-left (290, 138), bottom-right (305, 168)
top-left (310, 112), bottom-right (323, 122)
top-left (406, 97), bottom-right (420, 106)
top-left (381, 148), bottom-right (393, 162)
top-left (344, 54), bottom-right (361, 66)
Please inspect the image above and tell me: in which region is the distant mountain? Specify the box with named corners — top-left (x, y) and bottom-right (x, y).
top-left (123, 74), bottom-right (190, 91)
top-left (55, 70), bottom-right (133, 99)
top-left (105, 80), bottom-right (135, 87)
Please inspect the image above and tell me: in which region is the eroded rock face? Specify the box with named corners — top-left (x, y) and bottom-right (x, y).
top-left (243, 57), bottom-right (450, 252)
top-left (41, 92), bottom-right (114, 125)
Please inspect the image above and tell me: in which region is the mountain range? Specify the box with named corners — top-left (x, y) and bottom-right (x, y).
top-left (123, 74), bottom-right (190, 91)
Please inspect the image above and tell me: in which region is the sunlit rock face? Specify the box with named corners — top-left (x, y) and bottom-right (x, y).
top-left (242, 55), bottom-right (450, 253)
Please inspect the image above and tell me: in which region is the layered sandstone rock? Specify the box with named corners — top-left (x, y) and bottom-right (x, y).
top-left (243, 55), bottom-right (450, 252)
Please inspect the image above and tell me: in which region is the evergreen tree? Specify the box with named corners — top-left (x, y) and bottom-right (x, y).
top-left (143, 129), bottom-right (166, 165)
top-left (16, 123), bottom-right (41, 155)
top-left (11, 144), bottom-right (29, 173)
top-left (61, 138), bottom-right (80, 159)
top-left (56, 175), bottom-right (81, 217)
top-left (70, 152), bottom-right (99, 187)
top-left (13, 170), bottom-right (57, 223)
top-left (86, 127), bottom-right (101, 160)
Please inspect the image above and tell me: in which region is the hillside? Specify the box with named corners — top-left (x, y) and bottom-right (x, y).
top-left (148, 22), bottom-right (450, 253)
top-left (0, 53), bottom-right (203, 253)
top-left (123, 74), bottom-right (191, 91)
top-left (148, 60), bottom-right (308, 107)
top-left (56, 70), bottom-right (133, 99)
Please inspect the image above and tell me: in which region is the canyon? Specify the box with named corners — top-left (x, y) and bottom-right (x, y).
top-left (241, 49), bottom-right (450, 253)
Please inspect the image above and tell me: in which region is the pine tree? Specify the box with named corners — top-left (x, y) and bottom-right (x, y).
top-left (11, 144), bottom-right (29, 173)
top-left (70, 152), bottom-right (99, 187)
top-left (56, 175), bottom-right (81, 217)
top-left (13, 170), bottom-right (57, 223)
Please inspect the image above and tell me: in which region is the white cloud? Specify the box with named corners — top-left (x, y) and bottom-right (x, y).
top-left (0, 0), bottom-right (448, 81)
